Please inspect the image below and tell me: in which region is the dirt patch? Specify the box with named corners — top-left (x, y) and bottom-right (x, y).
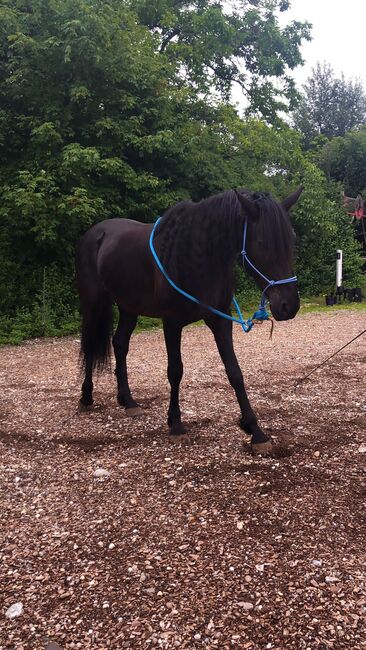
top-left (0, 310), bottom-right (366, 649)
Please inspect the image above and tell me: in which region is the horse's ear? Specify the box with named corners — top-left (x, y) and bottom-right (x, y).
top-left (281, 186), bottom-right (304, 212)
top-left (234, 189), bottom-right (259, 219)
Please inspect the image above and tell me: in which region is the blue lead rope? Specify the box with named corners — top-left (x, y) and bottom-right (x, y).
top-left (149, 217), bottom-right (297, 333)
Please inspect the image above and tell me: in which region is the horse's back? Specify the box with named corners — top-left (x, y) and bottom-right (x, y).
top-left (79, 218), bottom-right (147, 245)
top-left (77, 219), bottom-right (150, 269)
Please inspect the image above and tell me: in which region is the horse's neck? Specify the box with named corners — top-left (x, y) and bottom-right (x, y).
top-left (159, 211), bottom-right (243, 294)
top-left (204, 215), bottom-right (243, 270)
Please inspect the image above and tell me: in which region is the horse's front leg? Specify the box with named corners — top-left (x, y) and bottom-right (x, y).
top-left (163, 319), bottom-right (186, 435)
top-left (205, 316), bottom-right (271, 452)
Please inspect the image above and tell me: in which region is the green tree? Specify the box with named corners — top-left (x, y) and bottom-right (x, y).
top-left (293, 63), bottom-right (366, 146)
top-left (319, 127), bottom-right (366, 197)
top-left (0, 0), bottom-right (190, 321)
top-left (132, 0), bottom-right (311, 120)
top-left (290, 162), bottom-right (363, 294)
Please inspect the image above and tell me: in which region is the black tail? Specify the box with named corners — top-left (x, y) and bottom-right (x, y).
top-left (76, 226), bottom-right (113, 373)
top-left (80, 296), bottom-right (113, 372)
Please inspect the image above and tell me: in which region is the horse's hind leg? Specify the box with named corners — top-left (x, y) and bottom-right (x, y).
top-left (113, 308), bottom-right (141, 415)
top-left (79, 293), bottom-right (113, 409)
top-left (80, 352), bottom-right (94, 409)
top-left (163, 319), bottom-right (186, 435)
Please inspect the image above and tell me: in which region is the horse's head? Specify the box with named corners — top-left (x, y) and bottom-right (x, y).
top-left (235, 187), bottom-right (303, 321)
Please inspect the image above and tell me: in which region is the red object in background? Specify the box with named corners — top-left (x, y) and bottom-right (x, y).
top-left (343, 193), bottom-right (365, 219)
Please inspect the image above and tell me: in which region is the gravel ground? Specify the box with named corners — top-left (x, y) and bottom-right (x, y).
top-left (0, 309), bottom-right (366, 650)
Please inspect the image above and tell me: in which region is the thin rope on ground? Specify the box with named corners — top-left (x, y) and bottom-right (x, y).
top-left (295, 327), bottom-right (366, 388)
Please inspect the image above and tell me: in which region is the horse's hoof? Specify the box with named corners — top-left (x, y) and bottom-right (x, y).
top-left (125, 406), bottom-right (143, 417)
top-left (251, 440), bottom-right (273, 456)
top-left (78, 401), bottom-right (93, 413)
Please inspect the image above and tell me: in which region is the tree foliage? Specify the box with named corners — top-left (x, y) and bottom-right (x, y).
top-left (132, 0), bottom-right (311, 119)
top-left (0, 0), bottom-right (193, 319)
top-left (319, 127), bottom-right (366, 197)
top-left (290, 163), bottom-right (363, 293)
top-left (293, 63), bottom-right (366, 146)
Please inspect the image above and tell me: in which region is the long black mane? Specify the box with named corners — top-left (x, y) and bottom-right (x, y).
top-left (248, 190), bottom-right (295, 259)
top-left (155, 189), bottom-right (294, 293)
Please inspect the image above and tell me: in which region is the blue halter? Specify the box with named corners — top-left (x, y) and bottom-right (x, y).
top-left (240, 218), bottom-right (298, 313)
top-left (149, 217), bottom-right (297, 333)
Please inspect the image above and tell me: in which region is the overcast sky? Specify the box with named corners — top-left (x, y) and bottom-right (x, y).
top-left (280, 0), bottom-right (366, 87)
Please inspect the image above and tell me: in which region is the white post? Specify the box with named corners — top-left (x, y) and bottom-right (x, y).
top-left (336, 249), bottom-right (343, 288)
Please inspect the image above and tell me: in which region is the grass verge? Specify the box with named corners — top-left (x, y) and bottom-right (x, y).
top-left (1, 289), bottom-right (365, 346)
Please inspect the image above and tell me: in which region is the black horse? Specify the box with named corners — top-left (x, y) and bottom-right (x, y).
top-left (75, 187), bottom-right (303, 452)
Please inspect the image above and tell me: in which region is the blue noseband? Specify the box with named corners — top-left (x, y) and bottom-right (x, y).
top-left (149, 217), bottom-right (297, 333)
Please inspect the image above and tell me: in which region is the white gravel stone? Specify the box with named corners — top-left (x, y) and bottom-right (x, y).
top-left (5, 602), bottom-right (23, 619)
top-left (93, 468), bottom-right (110, 479)
top-left (325, 575), bottom-right (340, 583)
top-left (237, 601), bottom-right (254, 610)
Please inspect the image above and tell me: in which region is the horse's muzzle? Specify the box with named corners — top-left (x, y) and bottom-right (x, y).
top-left (269, 287), bottom-right (300, 321)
